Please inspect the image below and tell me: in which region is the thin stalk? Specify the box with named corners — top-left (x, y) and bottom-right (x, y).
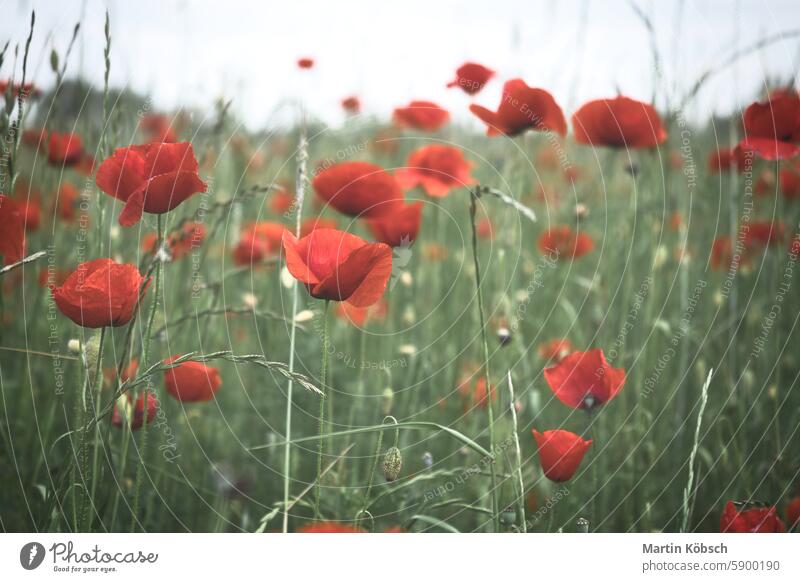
top-left (506, 372), bottom-right (526, 532)
top-left (314, 301), bottom-right (330, 518)
top-left (680, 368), bottom-right (712, 532)
top-left (86, 326), bottom-right (107, 530)
top-left (468, 188), bottom-right (499, 532)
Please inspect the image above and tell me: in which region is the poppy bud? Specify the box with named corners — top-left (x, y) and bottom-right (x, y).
top-left (381, 387), bottom-right (394, 416)
top-left (382, 446), bottom-right (402, 481)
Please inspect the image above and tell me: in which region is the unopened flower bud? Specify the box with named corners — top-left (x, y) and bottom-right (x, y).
top-left (382, 446), bottom-right (402, 482)
top-left (50, 49), bottom-right (60, 74)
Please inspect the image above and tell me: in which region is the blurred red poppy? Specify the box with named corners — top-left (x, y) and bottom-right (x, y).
top-left (572, 96), bottom-right (667, 148)
top-left (312, 161), bottom-right (404, 218)
top-left (538, 226), bottom-right (594, 259)
top-left (297, 57), bottom-right (315, 69)
top-left (47, 132), bottom-right (84, 166)
top-left (532, 429), bottom-right (592, 482)
top-left (10, 183), bottom-right (40, 231)
top-left (282, 228), bottom-right (393, 307)
top-left (0, 194), bottom-right (25, 265)
top-left (470, 79), bottom-right (566, 137)
top-left (104, 358), bottom-right (139, 386)
top-left (297, 521), bottom-right (362, 533)
top-left (707, 147), bottom-right (747, 173)
top-left (301, 217), bottom-right (338, 236)
top-left (476, 217), bottom-right (494, 240)
top-left (75, 154), bottom-right (96, 177)
top-left (738, 91), bottom-right (800, 160)
top-left (538, 338), bottom-right (575, 363)
top-left (341, 96), bottom-right (361, 114)
top-left (395, 145), bottom-right (475, 197)
top-left (779, 159), bottom-right (800, 199)
top-left (21, 127), bottom-right (47, 150)
top-left (544, 348), bottom-right (625, 410)
top-left (742, 221), bottom-right (785, 248)
top-left (142, 222), bottom-right (206, 261)
top-left (787, 497), bottom-right (800, 529)
top-left (112, 391), bottom-right (158, 431)
top-left (720, 501), bottom-right (786, 533)
top-left (57, 182), bottom-right (81, 222)
top-left (334, 298), bottom-right (388, 327)
top-left (393, 101), bottom-right (450, 132)
top-left (270, 189), bottom-right (295, 213)
top-left (471, 376), bottom-right (496, 409)
top-left (447, 62), bottom-right (495, 95)
top-left (233, 222), bottom-right (286, 266)
top-left (711, 236), bottom-right (735, 271)
top-left (367, 201), bottom-right (423, 247)
top-left (140, 113), bottom-right (178, 143)
top-left (96, 142), bottom-right (207, 227)
top-left (164, 356), bottom-right (222, 402)
top-left (0, 79), bottom-right (41, 98)
top-left (51, 258), bottom-right (148, 328)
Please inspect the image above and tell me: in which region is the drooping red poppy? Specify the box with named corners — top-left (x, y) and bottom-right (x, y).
top-left (341, 96), bottom-right (361, 114)
top-left (538, 226), bottom-right (594, 259)
top-left (96, 142), bottom-right (207, 227)
top-left (532, 429), bottom-right (592, 482)
top-left (47, 132), bottom-right (84, 166)
top-left (300, 217), bottom-right (338, 236)
top-left (312, 161), bottom-right (404, 218)
top-left (543, 348), bottom-right (625, 410)
top-left (335, 298), bottom-right (388, 327)
top-left (742, 221), bottom-right (785, 248)
top-left (164, 356), bottom-right (222, 402)
top-left (233, 222), bottom-right (286, 266)
top-left (142, 222), bottom-right (206, 261)
top-left (470, 79), bottom-right (567, 137)
top-left (367, 201), bottom-right (423, 247)
top-left (538, 338), bottom-right (575, 363)
top-left (0, 194), bottom-right (25, 265)
top-left (447, 62), bottom-right (495, 95)
top-left (297, 57), bottom-right (315, 69)
top-left (51, 258), bottom-right (148, 328)
top-left (787, 497), bottom-right (800, 529)
top-left (720, 501), bottom-right (786, 533)
top-left (779, 159), bottom-right (800, 199)
top-left (282, 228), bottom-right (393, 306)
top-left (112, 391), bottom-right (158, 431)
top-left (707, 147), bottom-right (748, 173)
top-left (297, 521), bottom-right (363, 533)
top-left (738, 91), bottom-right (800, 160)
top-left (395, 145), bottom-right (475, 197)
top-left (393, 101), bottom-right (450, 132)
top-left (572, 96), bottom-right (667, 148)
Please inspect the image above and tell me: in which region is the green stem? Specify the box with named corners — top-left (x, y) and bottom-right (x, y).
top-left (314, 300), bottom-right (330, 519)
top-left (468, 189), bottom-right (499, 532)
top-left (86, 327), bottom-right (107, 530)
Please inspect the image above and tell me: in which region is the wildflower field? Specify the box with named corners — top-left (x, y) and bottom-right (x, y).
top-left (1, 3), bottom-right (799, 535)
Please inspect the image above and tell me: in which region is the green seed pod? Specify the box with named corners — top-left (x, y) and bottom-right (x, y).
top-left (381, 387), bottom-right (394, 416)
top-left (382, 446), bottom-right (402, 482)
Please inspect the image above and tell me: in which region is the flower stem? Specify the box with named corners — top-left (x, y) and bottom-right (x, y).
top-left (468, 188), bottom-right (499, 532)
top-left (314, 300), bottom-right (330, 519)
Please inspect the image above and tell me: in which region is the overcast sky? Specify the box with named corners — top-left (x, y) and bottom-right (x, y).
top-left (2, 0), bottom-right (799, 130)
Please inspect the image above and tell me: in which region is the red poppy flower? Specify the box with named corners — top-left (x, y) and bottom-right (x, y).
top-left (142, 222), bottom-right (205, 261)
top-left (21, 127), bottom-right (47, 150)
top-left (708, 147), bottom-right (748, 173)
top-left (96, 142), bottom-right (207, 227)
top-left (470, 79), bottom-right (567, 137)
top-left (787, 497), bottom-right (800, 529)
top-left (447, 62), bottom-right (495, 95)
top-left (164, 356), bottom-right (222, 402)
top-left (393, 101), bottom-right (450, 132)
top-left (335, 298), bottom-right (388, 327)
top-left (538, 338), bottom-right (575, 363)
top-left (270, 190), bottom-right (295, 213)
top-left (367, 202), bottom-right (423, 247)
top-left (47, 132), bottom-right (84, 166)
top-left (711, 236), bottom-right (734, 271)
top-left (720, 501), bottom-right (786, 533)
top-left (738, 92), bottom-right (800, 160)
top-left (0, 194), bottom-right (25, 265)
top-left (341, 96), bottom-right (361, 114)
top-left (471, 376), bottom-right (496, 409)
top-left (282, 228), bottom-right (393, 306)
top-left (742, 221), bottom-right (785, 248)
top-left (9, 183), bottom-right (40, 232)
top-left (297, 521), bottom-right (362, 533)
top-left (779, 159), bottom-right (800, 199)
top-left (312, 161), bottom-right (404, 218)
top-left (395, 145), bottom-right (475, 197)
top-left (301, 217), bottom-right (338, 236)
top-left (51, 258), bottom-right (148, 328)
top-left (543, 348), bottom-right (625, 410)
top-left (572, 96), bottom-right (667, 148)
top-left (233, 222), bottom-right (286, 266)
top-left (532, 429), bottom-right (592, 482)
top-left (112, 391), bottom-right (158, 431)
top-left (57, 182), bottom-right (81, 222)
top-left (538, 226), bottom-right (594, 259)
top-left (0, 79), bottom-right (41, 98)
top-left (297, 57), bottom-right (315, 69)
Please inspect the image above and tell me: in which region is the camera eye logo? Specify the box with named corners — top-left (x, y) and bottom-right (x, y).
top-left (19, 542), bottom-right (46, 570)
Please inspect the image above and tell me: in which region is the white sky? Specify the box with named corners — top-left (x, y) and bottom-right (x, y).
top-left (2, 0), bottom-right (799, 129)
